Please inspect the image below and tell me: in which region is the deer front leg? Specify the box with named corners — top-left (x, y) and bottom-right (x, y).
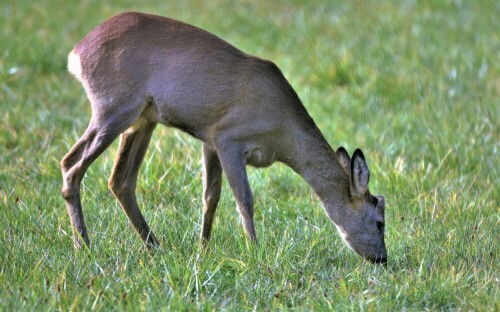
top-left (200, 143), bottom-right (223, 244)
top-left (216, 143), bottom-right (257, 242)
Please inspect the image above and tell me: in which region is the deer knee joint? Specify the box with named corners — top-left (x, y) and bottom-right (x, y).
top-left (108, 178), bottom-right (132, 197)
top-left (204, 188), bottom-right (221, 206)
top-left (61, 186), bottom-right (75, 201)
top-left (237, 197), bottom-right (254, 218)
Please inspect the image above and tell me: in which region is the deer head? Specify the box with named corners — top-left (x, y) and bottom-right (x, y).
top-left (332, 147), bottom-right (387, 264)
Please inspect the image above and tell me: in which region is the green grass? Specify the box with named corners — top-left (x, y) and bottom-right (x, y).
top-left (1, 0), bottom-right (498, 310)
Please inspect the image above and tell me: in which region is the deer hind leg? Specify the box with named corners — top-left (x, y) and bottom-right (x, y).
top-left (200, 143), bottom-right (223, 244)
top-left (60, 95), bottom-right (150, 249)
top-left (216, 142), bottom-right (257, 242)
top-left (108, 119), bottom-right (160, 249)
top-left (61, 119), bottom-right (128, 248)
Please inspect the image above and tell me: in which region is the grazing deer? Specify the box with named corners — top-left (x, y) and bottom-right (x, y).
top-left (61, 12), bottom-right (387, 264)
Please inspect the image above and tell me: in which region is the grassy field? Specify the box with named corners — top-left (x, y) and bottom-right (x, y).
top-left (1, 0), bottom-right (498, 310)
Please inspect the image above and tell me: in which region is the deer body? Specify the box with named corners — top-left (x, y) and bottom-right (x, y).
top-left (62, 12), bottom-right (387, 263)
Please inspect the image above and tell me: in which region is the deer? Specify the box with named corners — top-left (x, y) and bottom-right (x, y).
top-left (61, 12), bottom-right (387, 264)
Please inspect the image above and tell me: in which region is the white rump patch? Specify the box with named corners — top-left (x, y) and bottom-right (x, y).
top-left (67, 50), bottom-right (82, 80)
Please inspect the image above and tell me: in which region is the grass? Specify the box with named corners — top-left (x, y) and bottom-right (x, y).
top-left (1, 0), bottom-right (498, 310)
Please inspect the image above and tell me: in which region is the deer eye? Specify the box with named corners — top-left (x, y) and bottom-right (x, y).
top-left (376, 221), bottom-right (384, 232)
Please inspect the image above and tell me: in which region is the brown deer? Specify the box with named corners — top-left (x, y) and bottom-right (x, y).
top-left (61, 12), bottom-right (387, 264)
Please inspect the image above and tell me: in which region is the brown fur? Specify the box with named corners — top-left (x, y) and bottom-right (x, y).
top-left (61, 12), bottom-right (387, 263)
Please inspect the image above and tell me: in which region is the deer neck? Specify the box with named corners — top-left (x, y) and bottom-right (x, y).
top-left (287, 124), bottom-right (350, 223)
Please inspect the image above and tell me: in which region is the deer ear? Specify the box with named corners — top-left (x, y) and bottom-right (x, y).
top-left (351, 149), bottom-right (370, 196)
top-left (336, 147), bottom-right (351, 173)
